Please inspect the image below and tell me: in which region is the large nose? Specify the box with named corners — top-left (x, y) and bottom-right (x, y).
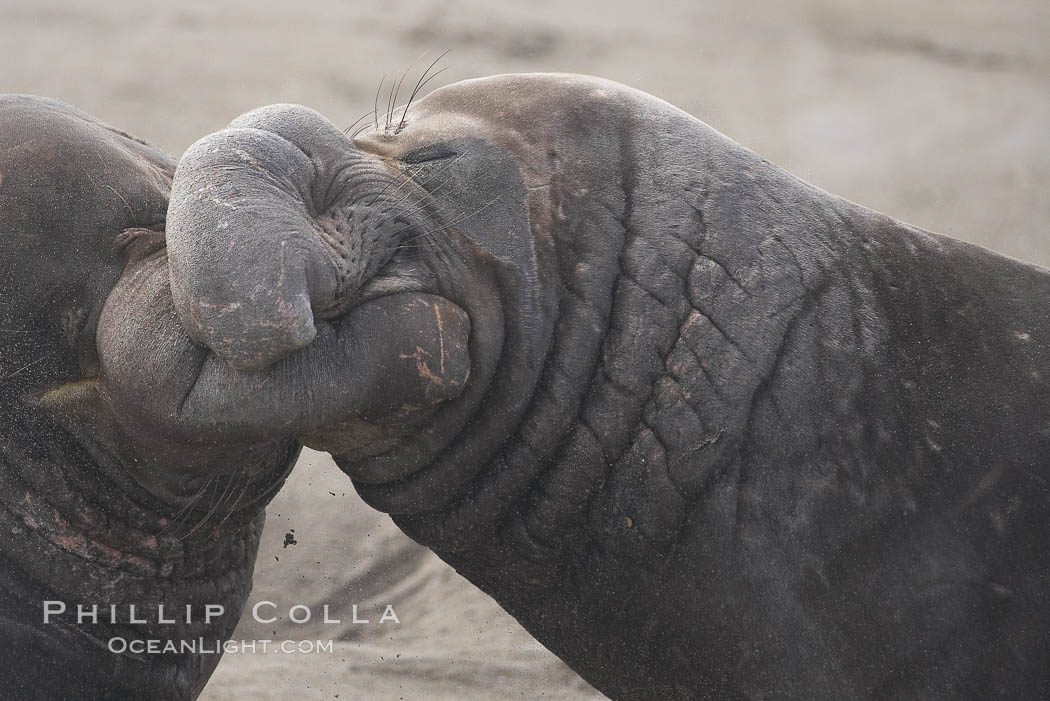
top-left (166, 105), bottom-right (352, 372)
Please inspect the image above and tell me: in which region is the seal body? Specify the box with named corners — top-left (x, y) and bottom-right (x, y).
top-left (163, 74), bottom-right (1050, 699)
top-left (0, 97), bottom-right (305, 700)
top-left (334, 75), bottom-right (1048, 698)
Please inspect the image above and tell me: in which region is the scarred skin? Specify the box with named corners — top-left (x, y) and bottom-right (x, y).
top-left (2, 73), bottom-right (1048, 699)
top-left (332, 75), bottom-right (1049, 699)
top-left (168, 74), bottom-right (1049, 698)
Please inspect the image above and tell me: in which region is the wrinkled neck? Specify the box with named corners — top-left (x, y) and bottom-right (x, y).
top-left (0, 396), bottom-right (295, 643)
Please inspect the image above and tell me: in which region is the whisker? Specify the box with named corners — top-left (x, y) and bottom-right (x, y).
top-left (405, 67), bottom-right (449, 115)
top-left (351, 120), bottom-right (375, 139)
top-left (343, 108), bottom-right (377, 136)
top-left (370, 163), bottom-right (427, 208)
top-left (398, 50), bottom-right (451, 134)
top-left (209, 468), bottom-right (252, 538)
top-left (2, 351), bottom-right (56, 382)
top-left (178, 468), bottom-right (239, 541)
top-left (386, 197), bottom-right (442, 227)
top-left (158, 475), bottom-right (216, 537)
top-left (394, 195), bottom-right (502, 244)
top-left (372, 75), bottom-right (386, 132)
top-left (378, 178), bottom-right (430, 213)
top-left (385, 68), bottom-right (398, 132)
top-left (165, 476), bottom-right (219, 539)
top-left (380, 170), bottom-right (464, 220)
top-left (395, 162), bottom-right (461, 208)
top-left (386, 49), bottom-right (430, 133)
top-left (378, 153), bottom-right (465, 213)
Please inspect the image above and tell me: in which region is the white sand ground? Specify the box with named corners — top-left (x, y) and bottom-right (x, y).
top-left (1, 1), bottom-right (1047, 698)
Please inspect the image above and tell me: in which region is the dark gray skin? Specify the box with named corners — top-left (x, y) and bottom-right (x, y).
top-left (0, 97), bottom-right (466, 699)
top-left (166, 74), bottom-right (1049, 699)
top-left (3, 68), bottom-right (1048, 699)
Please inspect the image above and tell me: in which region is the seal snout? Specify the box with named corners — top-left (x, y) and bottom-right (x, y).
top-left (166, 104), bottom-right (367, 372)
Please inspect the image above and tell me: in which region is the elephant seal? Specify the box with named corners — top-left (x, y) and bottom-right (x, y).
top-left (167, 73), bottom-right (1049, 699)
top-left (0, 96), bottom-right (465, 699)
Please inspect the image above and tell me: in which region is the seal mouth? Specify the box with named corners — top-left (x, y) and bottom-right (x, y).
top-left (165, 104), bottom-right (446, 374)
top-left (159, 101), bottom-right (485, 469)
top-left (291, 289), bottom-right (472, 459)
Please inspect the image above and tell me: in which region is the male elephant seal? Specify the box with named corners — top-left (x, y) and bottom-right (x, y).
top-left (0, 97), bottom-right (465, 699)
top-left (3, 70), bottom-right (1047, 700)
top-left (167, 73), bottom-right (1049, 699)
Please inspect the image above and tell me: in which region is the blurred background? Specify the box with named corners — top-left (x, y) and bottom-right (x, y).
top-left (2, 0), bottom-right (1047, 698)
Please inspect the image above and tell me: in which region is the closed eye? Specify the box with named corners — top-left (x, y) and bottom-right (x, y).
top-left (399, 145), bottom-right (460, 165)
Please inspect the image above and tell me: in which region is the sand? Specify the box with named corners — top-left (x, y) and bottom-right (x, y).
top-left (1, 1), bottom-right (1047, 698)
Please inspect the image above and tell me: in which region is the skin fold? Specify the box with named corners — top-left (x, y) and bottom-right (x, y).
top-left (341, 75), bottom-right (1048, 699)
top-left (1, 74), bottom-right (1048, 699)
